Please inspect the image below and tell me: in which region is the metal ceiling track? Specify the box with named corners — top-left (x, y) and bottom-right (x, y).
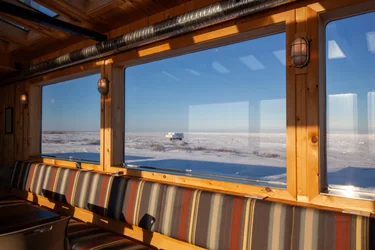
top-left (1, 0), bottom-right (289, 85)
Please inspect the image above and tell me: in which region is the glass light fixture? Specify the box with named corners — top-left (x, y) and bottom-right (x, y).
top-left (97, 77), bottom-right (109, 95)
top-left (291, 37), bottom-right (310, 68)
top-left (20, 93), bottom-right (28, 105)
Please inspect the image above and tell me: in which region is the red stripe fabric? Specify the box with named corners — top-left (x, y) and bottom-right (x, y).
top-left (25, 163), bottom-right (37, 191)
top-left (230, 197), bottom-right (244, 250)
top-left (98, 175), bottom-right (110, 207)
top-left (66, 170), bottom-right (78, 204)
top-left (48, 167), bottom-right (58, 191)
top-left (125, 180), bottom-right (139, 224)
top-left (336, 213), bottom-right (351, 250)
top-left (178, 189), bottom-right (193, 241)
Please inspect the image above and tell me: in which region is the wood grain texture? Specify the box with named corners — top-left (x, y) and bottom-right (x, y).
top-left (0, 84), bottom-right (15, 166)
top-left (28, 85), bottom-right (41, 158)
top-left (286, 9), bottom-right (297, 199)
top-left (1, 0), bottom-right (375, 216)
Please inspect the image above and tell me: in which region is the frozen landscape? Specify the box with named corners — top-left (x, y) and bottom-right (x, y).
top-left (42, 131), bottom-right (375, 189)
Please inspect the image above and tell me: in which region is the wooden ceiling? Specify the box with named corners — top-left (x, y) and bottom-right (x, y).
top-left (0, 0), bottom-right (192, 76)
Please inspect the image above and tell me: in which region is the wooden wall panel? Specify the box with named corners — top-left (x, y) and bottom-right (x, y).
top-left (1, 0), bottom-right (375, 216)
top-left (0, 81), bottom-right (34, 167)
top-left (28, 85), bottom-right (41, 157)
top-left (0, 84), bottom-right (15, 166)
top-left (14, 81), bottom-right (29, 160)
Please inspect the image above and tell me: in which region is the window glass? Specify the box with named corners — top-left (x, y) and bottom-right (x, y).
top-left (42, 74), bottom-right (100, 162)
top-left (125, 33), bottom-right (286, 186)
top-left (18, 0), bottom-right (57, 17)
top-left (326, 12), bottom-right (375, 196)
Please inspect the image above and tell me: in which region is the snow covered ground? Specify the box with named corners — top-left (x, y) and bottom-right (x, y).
top-left (41, 131), bottom-right (375, 189)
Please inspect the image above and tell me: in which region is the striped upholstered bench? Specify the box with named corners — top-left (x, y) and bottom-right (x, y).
top-left (8, 160), bottom-right (374, 250)
top-left (9, 161), bottom-right (150, 250)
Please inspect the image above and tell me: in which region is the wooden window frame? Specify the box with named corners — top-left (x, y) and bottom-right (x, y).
top-left (31, 67), bottom-right (102, 170)
top-left (105, 13), bottom-right (297, 201)
top-left (306, 0), bottom-right (375, 216)
top-left (26, 0), bottom-right (375, 215)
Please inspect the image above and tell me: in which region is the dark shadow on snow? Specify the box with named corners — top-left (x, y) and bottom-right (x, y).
top-left (127, 158), bottom-right (286, 181)
top-left (45, 153), bottom-right (153, 163)
top-left (45, 152), bottom-right (100, 162)
top-left (124, 155), bottom-right (154, 161)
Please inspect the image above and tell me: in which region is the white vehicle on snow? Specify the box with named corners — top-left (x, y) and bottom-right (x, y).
top-left (165, 132), bottom-right (184, 141)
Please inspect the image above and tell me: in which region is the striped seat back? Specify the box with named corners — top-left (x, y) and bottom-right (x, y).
top-left (10, 161), bottom-right (35, 190)
top-left (157, 185), bottom-right (293, 250)
top-left (121, 178), bottom-right (166, 232)
top-left (9, 161), bottom-right (372, 250)
top-left (13, 162), bottom-right (79, 203)
top-left (66, 170), bottom-right (128, 220)
top-left (291, 206), bottom-right (370, 250)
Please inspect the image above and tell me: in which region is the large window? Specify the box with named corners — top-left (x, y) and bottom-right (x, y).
top-left (326, 12), bottom-right (375, 196)
top-left (125, 33), bottom-right (287, 186)
top-left (42, 74), bottom-right (100, 162)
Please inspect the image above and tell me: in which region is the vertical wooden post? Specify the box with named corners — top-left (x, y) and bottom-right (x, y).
top-left (306, 6), bottom-right (320, 200)
top-left (101, 60), bottom-right (124, 171)
top-left (292, 7), bottom-right (320, 202)
top-left (100, 64), bottom-right (106, 169)
top-left (28, 84), bottom-right (42, 158)
top-left (286, 9), bottom-right (297, 199)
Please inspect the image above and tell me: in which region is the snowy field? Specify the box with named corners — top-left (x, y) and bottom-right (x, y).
top-left (42, 131), bottom-right (375, 189)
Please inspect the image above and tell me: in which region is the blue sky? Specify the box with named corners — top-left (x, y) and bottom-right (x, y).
top-left (125, 32), bottom-right (286, 133)
top-left (42, 74), bottom-right (100, 131)
top-left (326, 11), bottom-right (375, 134)
top-left (42, 12), bottom-right (375, 134)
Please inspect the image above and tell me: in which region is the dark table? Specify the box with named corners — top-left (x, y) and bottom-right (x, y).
top-left (0, 202), bottom-right (60, 234)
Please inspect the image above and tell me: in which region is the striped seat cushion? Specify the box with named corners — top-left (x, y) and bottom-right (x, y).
top-left (11, 161), bottom-right (76, 202)
top-left (157, 186), bottom-right (293, 250)
top-left (25, 163), bottom-right (79, 203)
top-left (68, 219), bottom-right (150, 250)
top-left (292, 207), bottom-right (370, 250)
top-left (67, 171), bottom-right (128, 220)
top-left (10, 162), bottom-right (372, 250)
top-left (10, 161), bottom-right (35, 190)
top-left (10, 161), bottom-right (128, 220)
top-left (122, 179), bottom-right (165, 232)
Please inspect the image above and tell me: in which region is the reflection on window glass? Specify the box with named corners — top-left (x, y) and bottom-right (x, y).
top-left (326, 12), bottom-right (375, 195)
top-left (125, 33), bottom-right (286, 186)
top-left (42, 74), bottom-right (100, 162)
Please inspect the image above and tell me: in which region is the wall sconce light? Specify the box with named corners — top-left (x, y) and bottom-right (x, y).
top-left (291, 37), bottom-right (310, 68)
top-left (97, 77), bottom-right (109, 95)
top-left (20, 93), bottom-right (28, 105)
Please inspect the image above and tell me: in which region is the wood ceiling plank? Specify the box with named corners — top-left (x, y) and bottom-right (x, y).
top-left (0, 18), bottom-right (45, 51)
top-left (87, 0), bottom-right (147, 17)
top-left (0, 39), bottom-right (7, 53)
top-left (33, 0), bottom-right (106, 32)
top-left (0, 13), bottom-right (69, 39)
top-left (6, 42), bottom-right (21, 53)
top-left (0, 0), bottom-right (69, 39)
top-left (0, 21), bottom-right (28, 46)
top-left (26, 30), bottom-right (46, 44)
top-left (0, 52), bottom-right (15, 71)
